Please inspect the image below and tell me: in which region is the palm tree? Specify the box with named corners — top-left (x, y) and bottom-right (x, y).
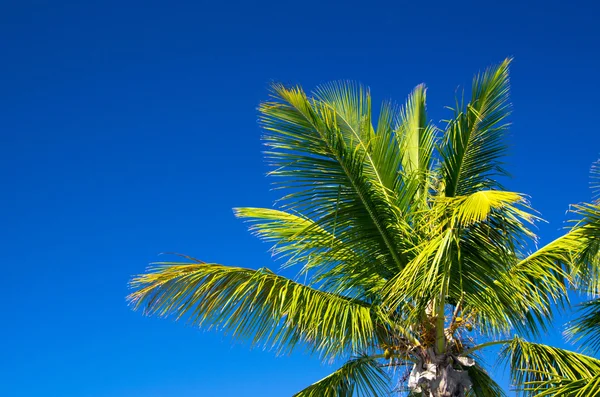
top-left (128, 59), bottom-right (599, 396)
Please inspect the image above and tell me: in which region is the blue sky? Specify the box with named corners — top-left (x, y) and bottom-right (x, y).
top-left (2, 1), bottom-right (600, 396)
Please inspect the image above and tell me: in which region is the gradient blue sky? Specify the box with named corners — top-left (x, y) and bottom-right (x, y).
top-left (2, 1), bottom-right (600, 396)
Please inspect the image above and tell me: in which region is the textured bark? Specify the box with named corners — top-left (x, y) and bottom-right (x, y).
top-left (408, 353), bottom-right (473, 397)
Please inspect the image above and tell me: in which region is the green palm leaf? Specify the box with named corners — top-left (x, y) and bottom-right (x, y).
top-left (501, 337), bottom-right (600, 396)
top-left (233, 207), bottom-right (386, 297)
top-left (467, 364), bottom-right (506, 397)
top-left (447, 190), bottom-right (532, 227)
top-left (566, 298), bottom-right (600, 355)
top-left (397, 84), bottom-right (437, 205)
top-left (128, 261), bottom-right (377, 358)
top-left (529, 373), bottom-right (600, 397)
top-left (293, 355), bottom-right (390, 397)
top-left (398, 85), bottom-right (430, 176)
top-left (440, 58), bottom-right (512, 198)
top-left (569, 202), bottom-right (600, 291)
top-left (260, 83), bottom-right (411, 275)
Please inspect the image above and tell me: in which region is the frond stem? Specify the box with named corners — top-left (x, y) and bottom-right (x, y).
top-left (460, 339), bottom-right (513, 356)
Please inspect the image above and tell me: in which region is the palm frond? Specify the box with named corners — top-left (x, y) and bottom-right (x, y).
top-left (314, 82), bottom-right (396, 202)
top-left (398, 84), bottom-right (428, 175)
top-left (527, 373), bottom-right (600, 397)
top-left (234, 207), bottom-right (387, 297)
top-left (397, 84), bottom-right (437, 202)
top-left (382, 227), bottom-right (455, 316)
top-left (260, 83), bottom-right (411, 275)
top-left (447, 190), bottom-right (533, 227)
top-left (384, 188), bottom-right (550, 338)
top-left (313, 81), bottom-right (374, 149)
top-left (454, 219), bottom-right (566, 338)
top-left (467, 364), bottom-right (507, 397)
top-left (501, 337), bottom-right (600, 395)
top-left (566, 298), bottom-right (600, 354)
top-left (508, 230), bottom-right (580, 305)
top-left (569, 202), bottom-right (600, 292)
top-left (128, 262), bottom-right (377, 358)
top-left (293, 355), bottom-right (390, 397)
top-left (440, 58), bottom-right (512, 198)
top-left (455, 265), bottom-right (559, 338)
top-left (371, 99), bottom-right (404, 191)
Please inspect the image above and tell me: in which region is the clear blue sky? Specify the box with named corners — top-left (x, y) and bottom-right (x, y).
top-left (2, 1), bottom-right (600, 396)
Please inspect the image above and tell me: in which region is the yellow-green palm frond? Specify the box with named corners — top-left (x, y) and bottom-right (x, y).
top-left (398, 84), bottom-right (428, 176)
top-left (313, 81), bottom-right (437, 204)
top-left (382, 227), bottom-right (455, 316)
top-left (527, 373), bottom-right (600, 397)
top-left (451, 247), bottom-right (547, 338)
top-left (233, 207), bottom-right (387, 297)
top-left (313, 82), bottom-right (374, 152)
top-left (440, 58), bottom-right (512, 198)
top-left (453, 219), bottom-right (566, 338)
top-left (501, 337), bottom-right (600, 396)
top-left (383, 188), bottom-right (547, 337)
top-left (422, 190), bottom-right (536, 254)
top-left (128, 261), bottom-right (377, 358)
top-left (293, 355), bottom-right (390, 397)
top-left (566, 298), bottom-right (600, 355)
top-left (504, 230), bottom-right (584, 319)
top-left (459, 270), bottom-right (563, 339)
top-left (466, 364), bottom-right (507, 397)
top-left (506, 200), bottom-right (600, 303)
top-left (561, 161), bottom-right (600, 290)
top-left (397, 84), bottom-right (437, 205)
top-left (447, 190), bottom-right (534, 228)
top-left (260, 83), bottom-right (412, 275)
top-left (313, 82), bottom-right (398, 202)
top-left (513, 233), bottom-right (577, 281)
top-left (569, 203), bottom-right (600, 292)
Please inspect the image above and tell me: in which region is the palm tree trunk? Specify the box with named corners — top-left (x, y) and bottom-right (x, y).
top-left (408, 353), bottom-right (472, 397)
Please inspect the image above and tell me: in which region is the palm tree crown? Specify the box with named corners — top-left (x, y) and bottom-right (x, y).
top-left (128, 59), bottom-right (600, 396)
